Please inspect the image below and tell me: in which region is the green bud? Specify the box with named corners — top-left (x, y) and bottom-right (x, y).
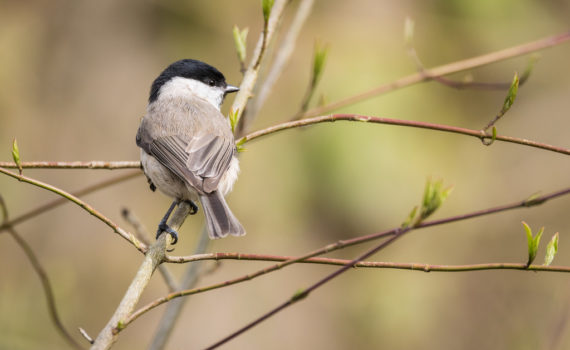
top-left (544, 232), bottom-right (559, 266)
top-left (312, 41), bottom-right (329, 88)
top-left (228, 108), bottom-right (240, 133)
top-left (233, 26), bottom-right (249, 64)
top-left (523, 221), bottom-right (543, 266)
top-left (500, 72), bottom-right (519, 115)
top-left (262, 0), bottom-right (275, 23)
top-left (12, 138), bottom-right (22, 175)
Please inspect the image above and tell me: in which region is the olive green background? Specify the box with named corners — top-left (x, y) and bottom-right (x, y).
top-left (1, 1), bottom-right (569, 349)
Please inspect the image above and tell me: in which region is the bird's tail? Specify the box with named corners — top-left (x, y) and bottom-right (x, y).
top-left (199, 191), bottom-right (245, 239)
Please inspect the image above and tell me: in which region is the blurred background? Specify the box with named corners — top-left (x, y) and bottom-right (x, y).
top-left (1, 0), bottom-right (569, 349)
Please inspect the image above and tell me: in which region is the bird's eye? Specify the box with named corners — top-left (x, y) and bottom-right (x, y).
top-left (207, 79), bottom-right (215, 87)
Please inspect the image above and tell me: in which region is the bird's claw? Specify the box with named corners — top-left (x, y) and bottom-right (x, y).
top-left (185, 200), bottom-right (199, 215)
top-left (157, 222), bottom-right (178, 245)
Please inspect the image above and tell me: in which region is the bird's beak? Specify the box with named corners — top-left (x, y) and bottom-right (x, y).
top-left (225, 84), bottom-right (240, 94)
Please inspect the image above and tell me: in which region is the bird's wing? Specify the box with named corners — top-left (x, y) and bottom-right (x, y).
top-left (148, 133), bottom-right (235, 194)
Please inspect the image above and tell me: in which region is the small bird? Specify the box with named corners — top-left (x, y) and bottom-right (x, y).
top-left (136, 59), bottom-right (245, 243)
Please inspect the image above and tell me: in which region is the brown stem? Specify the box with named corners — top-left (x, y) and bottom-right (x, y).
top-left (239, 114), bottom-right (570, 156)
top-left (0, 166), bottom-right (146, 252)
top-left (0, 160), bottom-right (140, 169)
top-left (0, 171), bottom-right (140, 231)
top-left (304, 31), bottom-right (570, 117)
top-left (166, 252), bottom-right (570, 272)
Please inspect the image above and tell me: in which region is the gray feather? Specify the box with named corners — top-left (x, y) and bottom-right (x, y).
top-left (200, 191), bottom-right (245, 239)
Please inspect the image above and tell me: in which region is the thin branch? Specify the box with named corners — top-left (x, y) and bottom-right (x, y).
top-left (238, 113), bottom-right (570, 156)
top-left (0, 161), bottom-right (140, 169)
top-left (303, 31), bottom-right (570, 118)
top-left (123, 186), bottom-right (570, 330)
top-left (6, 227), bottom-right (85, 349)
top-left (405, 31), bottom-right (534, 90)
top-left (247, 0), bottom-right (315, 122)
top-left (0, 196), bottom-right (84, 350)
top-left (79, 328), bottom-right (94, 345)
top-left (0, 166), bottom-right (147, 253)
top-left (0, 171), bottom-right (140, 231)
top-left (91, 203), bottom-right (191, 350)
top-left (163, 252), bottom-right (570, 272)
top-left (233, 0), bottom-right (290, 137)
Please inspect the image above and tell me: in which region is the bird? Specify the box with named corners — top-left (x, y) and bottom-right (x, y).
top-left (136, 59), bottom-right (245, 243)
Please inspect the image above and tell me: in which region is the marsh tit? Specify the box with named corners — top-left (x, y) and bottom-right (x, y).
top-left (136, 59), bottom-right (245, 243)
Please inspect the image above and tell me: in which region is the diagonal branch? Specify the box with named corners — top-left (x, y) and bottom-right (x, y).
top-left (0, 171), bottom-right (140, 231)
top-left (233, 0), bottom-right (290, 137)
top-left (303, 31), bottom-right (570, 117)
top-left (247, 0), bottom-right (315, 122)
top-left (90, 202), bottom-right (191, 350)
top-left (0, 166), bottom-right (147, 252)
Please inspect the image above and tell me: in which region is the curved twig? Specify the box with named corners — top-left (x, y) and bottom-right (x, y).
top-left (163, 252), bottom-right (570, 272)
top-left (0, 167), bottom-right (146, 253)
top-left (0, 171), bottom-right (140, 231)
top-left (303, 31), bottom-right (570, 117)
top-left (238, 114), bottom-right (570, 156)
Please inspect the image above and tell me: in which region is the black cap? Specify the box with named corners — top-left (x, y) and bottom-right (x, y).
top-left (149, 59), bottom-right (228, 103)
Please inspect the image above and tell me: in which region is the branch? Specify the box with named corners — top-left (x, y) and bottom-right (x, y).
top-left (0, 160), bottom-right (140, 169)
top-left (246, 0), bottom-right (315, 122)
top-left (233, 0), bottom-right (290, 137)
top-left (121, 186), bottom-right (570, 330)
top-left (404, 20), bottom-right (535, 91)
top-left (121, 208), bottom-right (178, 293)
top-left (303, 31), bottom-right (570, 117)
top-left (164, 252), bottom-right (570, 272)
top-left (90, 203), bottom-right (191, 350)
top-left (0, 171), bottom-right (140, 231)
top-left (0, 166), bottom-right (147, 253)
top-left (238, 114), bottom-right (570, 156)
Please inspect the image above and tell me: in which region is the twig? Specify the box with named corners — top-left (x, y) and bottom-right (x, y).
top-left (0, 196), bottom-right (84, 350)
top-left (0, 171), bottom-right (140, 232)
top-left (123, 186), bottom-right (570, 330)
top-left (162, 252), bottom-right (570, 272)
top-left (79, 327), bottom-right (94, 344)
top-left (233, 0), bottom-right (290, 138)
top-left (238, 113), bottom-right (570, 156)
top-left (0, 161), bottom-right (140, 169)
top-left (90, 203), bottom-right (191, 350)
top-left (247, 0), bottom-right (315, 122)
top-left (0, 166), bottom-right (147, 253)
top-left (405, 32), bottom-right (534, 90)
top-left (303, 31), bottom-right (570, 118)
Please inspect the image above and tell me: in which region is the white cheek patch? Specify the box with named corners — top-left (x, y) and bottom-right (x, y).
top-left (159, 77), bottom-right (224, 110)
